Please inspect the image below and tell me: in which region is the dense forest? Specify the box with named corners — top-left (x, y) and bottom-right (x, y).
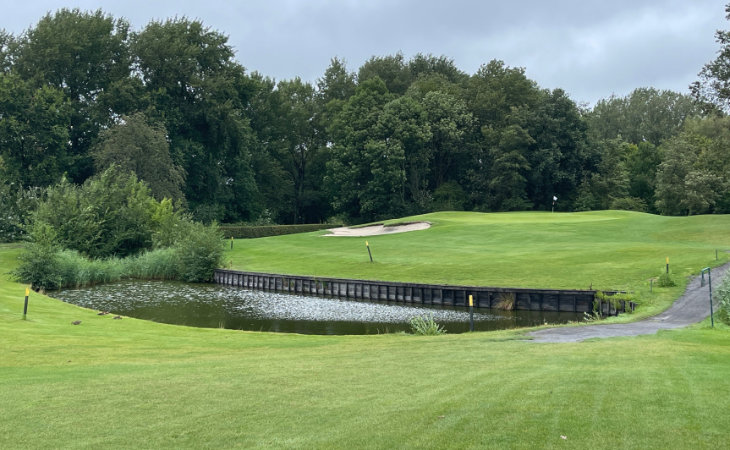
top-left (2, 7), bottom-right (730, 234)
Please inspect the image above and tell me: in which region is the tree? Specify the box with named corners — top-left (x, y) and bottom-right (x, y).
top-left (408, 54), bottom-right (469, 87)
top-left (12, 9), bottom-right (133, 182)
top-left (464, 60), bottom-right (541, 211)
top-left (326, 77), bottom-right (393, 220)
top-left (488, 123), bottom-right (533, 211)
top-left (467, 60), bottom-right (540, 129)
top-left (374, 95), bottom-right (431, 212)
top-left (132, 17), bottom-right (260, 222)
top-left (317, 57), bottom-right (356, 105)
top-left (271, 78), bottom-right (323, 223)
top-left (421, 91), bottom-right (473, 190)
top-left (654, 115), bottom-right (730, 215)
top-left (574, 139), bottom-right (630, 211)
top-left (358, 53), bottom-right (411, 95)
top-left (525, 89), bottom-right (588, 210)
top-left (0, 30), bottom-right (15, 73)
top-left (359, 140), bottom-right (407, 219)
top-left (655, 133), bottom-right (710, 215)
top-left (92, 113), bottom-right (185, 201)
top-left (625, 141), bottom-right (662, 211)
top-left (0, 182), bottom-right (41, 242)
top-left (0, 74), bottom-right (71, 187)
top-left (691, 3), bottom-right (730, 113)
top-left (587, 88), bottom-right (699, 146)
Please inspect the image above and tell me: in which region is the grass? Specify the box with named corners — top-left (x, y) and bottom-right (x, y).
top-left (1, 241), bottom-right (730, 448)
top-left (3, 211), bottom-right (730, 448)
top-left (227, 211), bottom-right (730, 318)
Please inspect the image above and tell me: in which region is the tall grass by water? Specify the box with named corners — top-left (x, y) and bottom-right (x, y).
top-left (30, 247), bottom-right (181, 290)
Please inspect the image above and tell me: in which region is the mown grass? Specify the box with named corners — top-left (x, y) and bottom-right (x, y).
top-left (227, 211), bottom-right (730, 318)
top-left (1, 243), bottom-right (730, 448)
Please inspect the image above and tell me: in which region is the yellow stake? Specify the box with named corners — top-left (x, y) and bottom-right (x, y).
top-left (23, 286), bottom-right (30, 319)
top-left (469, 295), bottom-right (473, 307)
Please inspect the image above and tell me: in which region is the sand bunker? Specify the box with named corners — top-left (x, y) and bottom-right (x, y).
top-left (325, 222), bottom-right (431, 237)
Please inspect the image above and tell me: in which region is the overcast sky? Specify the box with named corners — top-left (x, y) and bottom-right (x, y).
top-left (2, 1), bottom-right (727, 106)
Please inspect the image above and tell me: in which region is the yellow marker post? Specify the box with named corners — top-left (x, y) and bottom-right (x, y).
top-left (666, 257), bottom-right (669, 274)
top-left (230, 236), bottom-right (234, 250)
top-left (366, 241), bottom-right (373, 263)
top-left (468, 294), bottom-right (474, 332)
top-left (23, 287), bottom-right (30, 320)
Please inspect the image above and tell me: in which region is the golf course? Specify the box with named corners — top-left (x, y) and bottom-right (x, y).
top-left (2, 211), bottom-right (729, 448)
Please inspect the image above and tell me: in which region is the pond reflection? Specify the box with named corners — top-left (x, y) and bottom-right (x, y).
top-left (51, 280), bottom-right (581, 335)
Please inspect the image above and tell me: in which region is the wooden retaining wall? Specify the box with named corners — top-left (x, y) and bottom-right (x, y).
top-left (213, 269), bottom-right (635, 316)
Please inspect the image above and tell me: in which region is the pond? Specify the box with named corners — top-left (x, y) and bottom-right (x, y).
top-left (51, 280), bottom-right (582, 335)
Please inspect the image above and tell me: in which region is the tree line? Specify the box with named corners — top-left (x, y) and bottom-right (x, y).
top-left (2, 7), bottom-right (730, 229)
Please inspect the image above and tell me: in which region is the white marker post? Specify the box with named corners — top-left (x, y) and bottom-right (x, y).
top-left (552, 195), bottom-right (558, 213)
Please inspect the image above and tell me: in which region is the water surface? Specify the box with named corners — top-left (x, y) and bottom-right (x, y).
top-left (51, 280), bottom-right (582, 335)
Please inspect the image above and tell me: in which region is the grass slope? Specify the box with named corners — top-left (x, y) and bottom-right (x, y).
top-left (228, 211), bottom-right (730, 289)
top-left (228, 211), bottom-right (730, 318)
top-left (1, 243), bottom-right (729, 448)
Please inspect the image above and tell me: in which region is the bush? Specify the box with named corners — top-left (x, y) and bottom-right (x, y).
top-left (0, 184), bottom-right (42, 243)
top-left (656, 272), bottom-right (676, 287)
top-left (14, 168), bottom-right (226, 288)
top-left (175, 221), bottom-right (225, 283)
top-left (409, 314), bottom-right (447, 335)
top-left (13, 223), bottom-right (62, 291)
top-left (432, 181), bottom-right (466, 211)
top-left (610, 197), bottom-right (648, 212)
top-left (33, 167), bottom-right (169, 258)
top-left (715, 277), bottom-right (730, 325)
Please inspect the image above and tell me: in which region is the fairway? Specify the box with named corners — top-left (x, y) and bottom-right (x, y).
top-left (1, 243), bottom-right (729, 449)
top-left (228, 211), bottom-right (730, 317)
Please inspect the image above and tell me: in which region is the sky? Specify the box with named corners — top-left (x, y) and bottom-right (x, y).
top-left (2, 0), bottom-right (728, 106)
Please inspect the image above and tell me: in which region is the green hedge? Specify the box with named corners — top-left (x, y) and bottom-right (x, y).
top-left (219, 224), bottom-right (341, 239)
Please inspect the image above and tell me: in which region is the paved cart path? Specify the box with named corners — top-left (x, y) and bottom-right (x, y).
top-left (528, 263), bottom-right (730, 343)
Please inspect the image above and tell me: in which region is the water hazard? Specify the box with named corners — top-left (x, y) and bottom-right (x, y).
top-left (50, 280), bottom-right (582, 335)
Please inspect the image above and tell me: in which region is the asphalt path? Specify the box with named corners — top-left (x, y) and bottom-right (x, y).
top-left (527, 262), bottom-right (730, 343)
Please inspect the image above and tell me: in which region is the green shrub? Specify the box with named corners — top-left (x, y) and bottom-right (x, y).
top-left (715, 277), bottom-right (730, 325)
top-left (610, 197), bottom-right (648, 212)
top-left (432, 181), bottom-right (466, 211)
top-left (175, 221), bottom-right (225, 282)
top-left (33, 167), bottom-right (168, 258)
top-left (14, 168), bottom-right (227, 288)
top-left (0, 184), bottom-right (42, 243)
top-left (656, 272), bottom-right (676, 287)
top-left (13, 223), bottom-right (62, 291)
top-left (409, 314), bottom-right (447, 335)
